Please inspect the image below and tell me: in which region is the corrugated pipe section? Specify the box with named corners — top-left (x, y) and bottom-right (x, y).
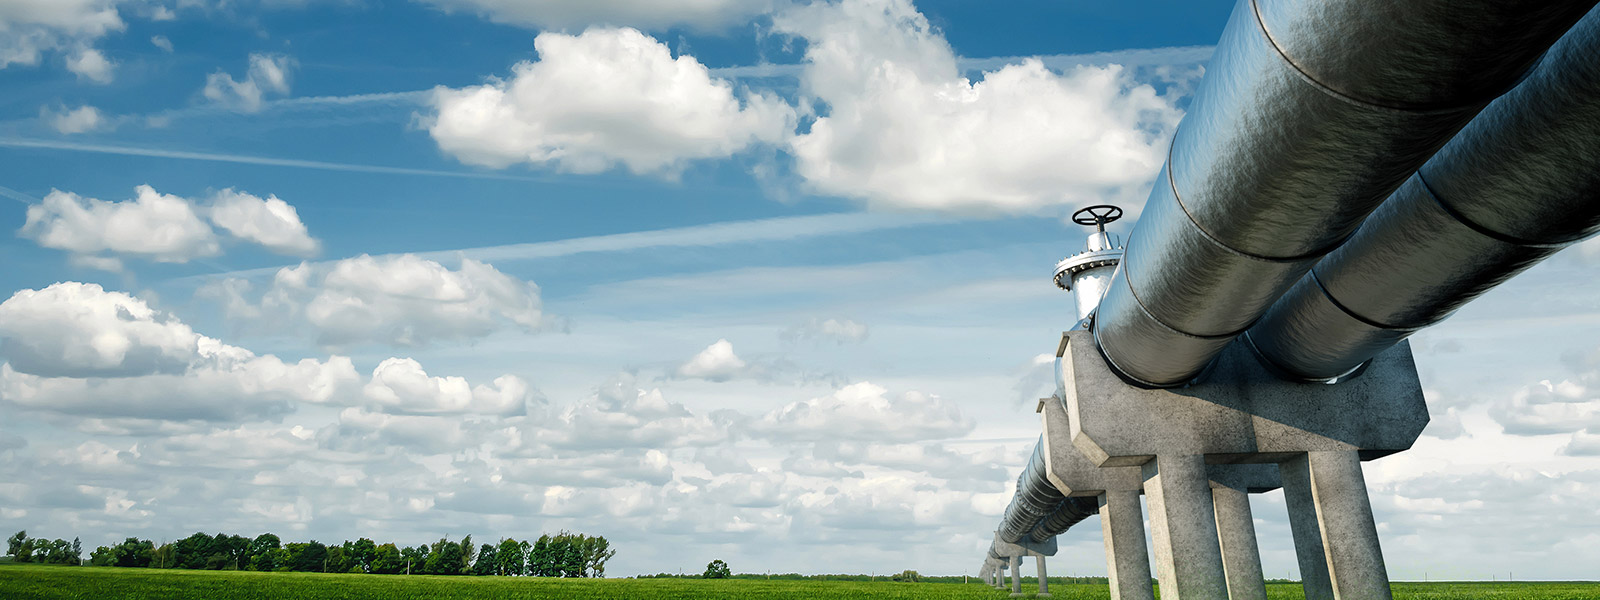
top-left (1091, 0), bottom-right (1594, 387)
top-left (1248, 6), bottom-right (1600, 381)
top-left (997, 438), bottom-right (1102, 545)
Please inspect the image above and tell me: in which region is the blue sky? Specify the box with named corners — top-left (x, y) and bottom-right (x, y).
top-left (3, 0), bottom-right (1600, 581)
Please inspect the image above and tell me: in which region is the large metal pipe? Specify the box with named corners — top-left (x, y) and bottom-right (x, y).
top-left (997, 438), bottom-right (1099, 544)
top-left (1091, 0), bottom-right (1595, 387)
top-left (1248, 7), bottom-right (1600, 381)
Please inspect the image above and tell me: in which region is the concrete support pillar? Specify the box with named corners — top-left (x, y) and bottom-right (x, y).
top-left (1009, 555), bottom-right (1023, 597)
top-left (1280, 455), bottom-right (1335, 600)
top-left (1212, 484), bottom-right (1267, 600)
top-left (1035, 554), bottom-right (1051, 597)
top-left (1307, 451), bottom-right (1393, 600)
top-left (1143, 454), bottom-right (1228, 600)
top-left (1099, 490), bottom-right (1155, 600)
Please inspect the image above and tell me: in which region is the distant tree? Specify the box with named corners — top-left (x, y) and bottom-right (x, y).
top-left (460, 535), bottom-right (474, 575)
top-left (583, 536), bottom-right (616, 578)
top-left (325, 545), bottom-right (350, 574)
top-left (496, 538), bottom-right (524, 577)
top-left (472, 544), bottom-right (498, 576)
top-left (283, 541), bottom-right (327, 572)
top-left (518, 540), bottom-right (532, 576)
top-left (246, 533), bottom-right (280, 571)
top-left (151, 543), bottom-right (176, 569)
top-left (90, 545), bottom-right (117, 567)
top-left (351, 538), bottom-right (377, 574)
top-left (558, 535), bottom-right (584, 577)
top-left (371, 543), bottom-right (404, 575)
top-left (530, 535), bottom-right (553, 577)
top-left (400, 545), bottom-right (427, 574)
top-left (7, 531), bottom-right (33, 563)
top-left (892, 570), bottom-right (921, 582)
top-left (704, 559), bottom-right (731, 579)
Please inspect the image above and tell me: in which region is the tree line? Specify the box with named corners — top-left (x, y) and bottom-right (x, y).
top-left (7, 529), bottom-right (615, 577)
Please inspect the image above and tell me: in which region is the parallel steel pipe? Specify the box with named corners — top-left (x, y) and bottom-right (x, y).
top-left (1248, 7), bottom-right (1600, 380)
top-left (997, 439), bottom-right (1098, 544)
top-left (1092, 0), bottom-right (1594, 386)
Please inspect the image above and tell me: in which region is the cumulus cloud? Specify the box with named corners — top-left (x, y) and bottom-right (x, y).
top-left (207, 188), bottom-right (320, 256)
top-left (207, 254), bottom-right (542, 347)
top-left (18, 185), bottom-right (321, 268)
top-left (754, 382), bottom-right (973, 442)
top-left (1490, 378), bottom-right (1600, 436)
top-left (781, 317), bottom-right (868, 344)
top-left (773, 0), bottom-right (1182, 212)
top-left (40, 103), bottom-right (105, 134)
top-left (413, 0), bottom-right (772, 31)
top-left (150, 35), bottom-right (172, 52)
top-left (363, 357), bottom-right (533, 416)
top-left (0, 282), bottom-right (359, 425)
top-left (528, 375), bottom-right (733, 451)
top-left (65, 46), bottom-right (114, 83)
top-left (0, 0), bottom-right (126, 70)
top-left (676, 339), bottom-right (747, 381)
top-left (203, 53), bottom-right (294, 112)
top-left (424, 27), bottom-right (794, 175)
top-left (19, 186), bottom-right (217, 268)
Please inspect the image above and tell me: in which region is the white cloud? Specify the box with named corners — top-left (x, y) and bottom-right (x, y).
top-left (773, 0), bottom-right (1183, 212)
top-left (208, 254), bottom-right (542, 347)
top-left (530, 376), bottom-right (734, 451)
top-left (19, 186), bottom-right (219, 268)
top-left (1491, 378), bottom-right (1600, 435)
top-left (0, 282), bottom-right (199, 378)
top-left (0, 282), bottom-right (359, 425)
top-left (150, 35), bottom-right (172, 52)
top-left (207, 188), bottom-right (320, 256)
top-left (203, 53), bottom-right (295, 112)
top-left (781, 317), bottom-right (868, 344)
top-left (65, 46), bottom-right (114, 83)
top-left (40, 103), bottom-right (105, 134)
top-left (412, 0), bottom-right (772, 31)
top-left (753, 381), bottom-right (973, 442)
top-left (1564, 428), bottom-right (1600, 456)
top-left (18, 185), bottom-right (321, 268)
top-left (677, 339), bottom-right (747, 381)
top-left (363, 357), bottom-right (532, 416)
top-left (424, 27), bottom-right (794, 175)
top-left (0, 0), bottom-right (126, 70)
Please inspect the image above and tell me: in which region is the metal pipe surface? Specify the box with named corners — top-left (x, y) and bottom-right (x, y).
top-left (1092, 0), bottom-right (1594, 386)
top-left (997, 438), bottom-right (1099, 544)
top-left (1249, 7), bottom-right (1600, 380)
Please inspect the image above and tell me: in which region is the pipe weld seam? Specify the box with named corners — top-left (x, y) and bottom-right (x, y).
top-left (1247, 0), bottom-right (1499, 115)
top-left (1304, 269), bottom-right (1419, 331)
top-left (1163, 143), bottom-right (1346, 263)
top-left (1413, 171), bottom-right (1571, 248)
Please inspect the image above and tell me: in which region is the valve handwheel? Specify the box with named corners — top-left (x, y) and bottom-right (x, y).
top-left (1071, 205), bottom-right (1123, 231)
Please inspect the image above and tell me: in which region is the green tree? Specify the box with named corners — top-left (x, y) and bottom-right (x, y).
top-left (151, 543), bottom-right (176, 569)
top-left (351, 538), bottom-right (377, 574)
top-left (113, 538), bottom-right (154, 568)
top-left (247, 534), bottom-right (280, 571)
top-left (495, 538), bottom-right (524, 576)
top-left (892, 569), bottom-right (921, 582)
top-left (325, 545), bottom-right (350, 573)
top-left (89, 545), bottom-right (118, 567)
top-left (472, 543), bottom-right (498, 576)
top-left (6, 531), bottom-right (34, 563)
top-left (704, 559), bottom-right (731, 579)
top-left (460, 535), bottom-right (474, 575)
top-left (584, 536), bottom-right (616, 578)
top-left (371, 543), bottom-right (404, 575)
top-left (530, 535), bottom-right (553, 577)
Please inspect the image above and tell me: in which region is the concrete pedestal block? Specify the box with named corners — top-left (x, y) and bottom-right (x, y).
top-left (1036, 554), bottom-right (1052, 597)
top-left (1281, 456), bottom-right (1335, 600)
top-left (1306, 451), bottom-right (1393, 600)
top-left (1213, 484), bottom-right (1267, 600)
top-left (1009, 555), bottom-right (1023, 597)
top-left (1143, 454), bottom-right (1229, 600)
top-left (1099, 490), bottom-right (1155, 600)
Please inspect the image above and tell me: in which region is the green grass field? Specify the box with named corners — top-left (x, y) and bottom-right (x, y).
top-left (3, 564), bottom-right (1598, 599)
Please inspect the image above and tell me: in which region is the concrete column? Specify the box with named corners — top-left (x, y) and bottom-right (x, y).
top-left (1009, 555), bottom-right (1023, 597)
top-left (1099, 490), bottom-right (1155, 600)
top-left (1280, 455), bottom-right (1335, 600)
top-left (1035, 554), bottom-right (1051, 597)
top-left (1143, 454), bottom-right (1229, 600)
top-left (1213, 484), bottom-right (1267, 600)
top-left (1307, 451), bottom-right (1393, 600)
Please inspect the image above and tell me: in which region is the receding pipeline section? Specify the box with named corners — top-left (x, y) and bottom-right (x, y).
top-left (998, 439), bottom-right (1061, 543)
top-left (1093, 0), bottom-right (1595, 387)
top-left (1028, 496), bottom-right (1099, 543)
top-left (1249, 7), bottom-right (1600, 381)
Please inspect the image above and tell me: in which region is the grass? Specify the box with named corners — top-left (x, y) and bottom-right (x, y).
top-left (2, 564), bottom-right (1598, 599)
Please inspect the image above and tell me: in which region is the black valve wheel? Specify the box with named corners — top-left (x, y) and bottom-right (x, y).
top-left (1072, 205), bottom-right (1123, 228)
